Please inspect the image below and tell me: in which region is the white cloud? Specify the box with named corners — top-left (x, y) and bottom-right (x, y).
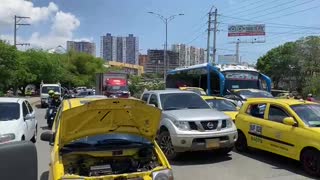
top-left (0, 0), bottom-right (58, 26)
top-left (0, 0), bottom-right (88, 50)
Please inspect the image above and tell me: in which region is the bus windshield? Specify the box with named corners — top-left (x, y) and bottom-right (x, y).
top-left (223, 71), bottom-right (260, 90)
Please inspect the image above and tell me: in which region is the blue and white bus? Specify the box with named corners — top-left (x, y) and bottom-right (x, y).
top-left (166, 63), bottom-right (272, 96)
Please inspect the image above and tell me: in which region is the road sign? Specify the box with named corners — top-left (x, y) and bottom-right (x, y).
top-left (228, 24), bottom-right (265, 37)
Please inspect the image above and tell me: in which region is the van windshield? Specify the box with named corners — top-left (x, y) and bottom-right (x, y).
top-left (41, 86), bottom-right (61, 94)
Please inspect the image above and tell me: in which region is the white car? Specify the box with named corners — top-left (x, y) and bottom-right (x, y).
top-left (0, 98), bottom-right (37, 144)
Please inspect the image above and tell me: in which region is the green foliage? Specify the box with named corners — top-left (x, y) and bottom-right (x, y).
top-left (0, 41), bottom-right (18, 91)
top-left (0, 42), bottom-right (107, 94)
top-left (129, 75), bottom-right (164, 98)
top-left (257, 36), bottom-right (320, 96)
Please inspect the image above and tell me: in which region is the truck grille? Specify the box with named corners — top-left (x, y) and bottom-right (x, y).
top-left (221, 120), bottom-right (227, 128)
top-left (201, 121), bottom-right (218, 130)
top-left (188, 122), bottom-right (198, 130)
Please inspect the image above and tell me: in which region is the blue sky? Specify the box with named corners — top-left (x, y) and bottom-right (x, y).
top-left (1, 0), bottom-right (320, 63)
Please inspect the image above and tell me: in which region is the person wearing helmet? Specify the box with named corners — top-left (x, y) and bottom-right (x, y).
top-left (307, 94), bottom-right (315, 102)
top-left (51, 92), bottom-right (61, 107)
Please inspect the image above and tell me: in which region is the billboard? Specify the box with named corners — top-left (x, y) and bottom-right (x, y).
top-left (218, 55), bottom-right (238, 64)
top-left (228, 24), bottom-right (265, 37)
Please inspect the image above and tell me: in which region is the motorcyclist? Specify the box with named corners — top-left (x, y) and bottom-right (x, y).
top-left (48, 90), bottom-right (55, 104)
top-left (51, 92), bottom-right (61, 107)
top-left (45, 92), bottom-right (61, 119)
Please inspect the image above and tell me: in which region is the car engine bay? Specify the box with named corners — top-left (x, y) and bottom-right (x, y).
top-left (63, 147), bottom-right (161, 177)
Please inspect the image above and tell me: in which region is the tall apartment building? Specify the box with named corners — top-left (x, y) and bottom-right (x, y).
top-left (145, 50), bottom-right (179, 74)
top-left (172, 44), bottom-right (206, 67)
top-left (100, 33), bottom-right (139, 64)
top-left (66, 41), bottom-right (96, 56)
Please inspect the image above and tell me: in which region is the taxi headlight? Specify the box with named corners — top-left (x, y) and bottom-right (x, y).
top-left (152, 169), bottom-right (174, 180)
top-left (173, 120), bottom-right (190, 130)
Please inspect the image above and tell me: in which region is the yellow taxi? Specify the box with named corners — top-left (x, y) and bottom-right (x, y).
top-left (41, 98), bottom-right (172, 180)
top-left (179, 86), bottom-right (207, 96)
top-left (202, 96), bottom-right (239, 121)
top-left (235, 98), bottom-right (320, 176)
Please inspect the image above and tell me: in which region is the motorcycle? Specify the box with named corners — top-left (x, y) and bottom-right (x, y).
top-left (47, 106), bottom-right (58, 129)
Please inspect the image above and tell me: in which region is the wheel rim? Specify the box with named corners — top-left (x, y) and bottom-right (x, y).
top-left (303, 152), bottom-right (319, 174)
top-left (160, 134), bottom-right (175, 157)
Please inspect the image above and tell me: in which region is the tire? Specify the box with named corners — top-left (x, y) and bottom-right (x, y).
top-left (158, 130), bottom-right (178, 160)
top-left (235, 131), bottom-right (248, 152)
top-left (301, 149), bottom-right (320, 177)
top-left (31, 126), bottom-right (37, 143)
top-left (216, 147), bottom-right (233, 155)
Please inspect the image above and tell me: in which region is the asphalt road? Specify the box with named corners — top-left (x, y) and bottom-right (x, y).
top-left (34, 105), bottom-right (315, 180)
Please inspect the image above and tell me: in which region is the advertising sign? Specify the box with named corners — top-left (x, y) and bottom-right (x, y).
top-left (218, 55), bottom-right (238, 64)
top-left (228, 24), bottom-right (265, 37)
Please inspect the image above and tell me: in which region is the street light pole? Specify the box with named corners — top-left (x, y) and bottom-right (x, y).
top-left (148, 12), bottom-right (184, 84)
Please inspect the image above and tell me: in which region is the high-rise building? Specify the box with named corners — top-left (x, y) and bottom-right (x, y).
top-left (139, 54), bottom-right (148, 68)
top-left (66, 41), bottom-right (96, 56)
top-left (172, 44), bottom-right (207, 67)
top-left (145, 49), bottom-right (179, 74)
top-left (100, 33), bottom-right (139, 64)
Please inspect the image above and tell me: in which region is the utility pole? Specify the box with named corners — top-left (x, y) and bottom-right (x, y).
top-left (206, 12), bottom-right (212, 63)
top-left (14, 15), bottom-right (31, 47)
top-left (236, 41), bottom-right (240, 63)
top-left (148, 12), bottom-right (184, 84)
top-left (212, 8), bottom-right (218, 64)
top-left (230, 39), bottom-right (265, 64)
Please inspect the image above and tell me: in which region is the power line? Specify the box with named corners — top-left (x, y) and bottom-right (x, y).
top-left (262, 3), bottom-right (320, 22)
top-left (225, 0), bottom-right (280, 17)
top-left (186, 31), bottom-right (207, 45)
top-left (250, 0), bottom-right (317, 21)
top-left (233, 0), bottom-right (299, 18)
top-left (223, 0), bottom-right (266, 15)
top-left (220, 15), bottom-right (320, 30)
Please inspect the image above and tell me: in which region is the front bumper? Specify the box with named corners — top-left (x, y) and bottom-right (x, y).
top-left (171, 130), bottom-right (238, 152)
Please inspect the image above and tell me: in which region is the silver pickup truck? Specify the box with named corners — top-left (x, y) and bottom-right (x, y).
top-left (141, 90), bottom-right (237, 160)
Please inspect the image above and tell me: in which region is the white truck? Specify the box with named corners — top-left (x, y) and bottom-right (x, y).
top-left (40, 82), bottom-right (62, 108)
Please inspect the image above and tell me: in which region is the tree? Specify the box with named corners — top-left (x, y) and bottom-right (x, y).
top-left (257, 42), bottom-right (300, 90)
top-left (0, 41), bottom-right (18, 91)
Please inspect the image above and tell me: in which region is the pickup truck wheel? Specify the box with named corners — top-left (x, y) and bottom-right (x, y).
top-left (235, 131), bottom-right (248, 152)
top-left (301, 149), bottom-right (320, 176)
top-left (158, 131), bottom-right (177, 160)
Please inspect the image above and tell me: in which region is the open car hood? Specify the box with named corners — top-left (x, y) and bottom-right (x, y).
top-left (59, 99), bottom-right (161, 147)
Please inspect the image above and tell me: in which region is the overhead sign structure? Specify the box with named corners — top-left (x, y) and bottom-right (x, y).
top-left (228, 24), bottom-right (265, 37)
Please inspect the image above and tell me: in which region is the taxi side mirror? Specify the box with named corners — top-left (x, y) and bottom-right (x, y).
top-left (283, 117), bottom-right (297, 126)
top-left (41, 131), bottom-right (55, 145)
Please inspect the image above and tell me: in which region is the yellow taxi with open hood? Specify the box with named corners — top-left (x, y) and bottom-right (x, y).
top-left (41, 98), bottom-right (173, 180)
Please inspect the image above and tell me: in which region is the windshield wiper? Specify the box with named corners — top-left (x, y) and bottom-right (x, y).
top-left (187, 106), bottom-right (203, 109)
top-left (164, 107), bottom-right (184, 110)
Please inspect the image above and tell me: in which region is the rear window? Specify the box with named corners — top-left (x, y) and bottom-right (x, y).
top-left (0, 102), bottom-right (20, 121)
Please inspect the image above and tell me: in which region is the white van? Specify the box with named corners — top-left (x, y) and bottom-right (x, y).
top-left (40, 83), bottom-right (61, 108)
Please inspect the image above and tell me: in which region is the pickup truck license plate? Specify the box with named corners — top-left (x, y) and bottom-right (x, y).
top-left (206, 139), bottom-right (220, 148)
